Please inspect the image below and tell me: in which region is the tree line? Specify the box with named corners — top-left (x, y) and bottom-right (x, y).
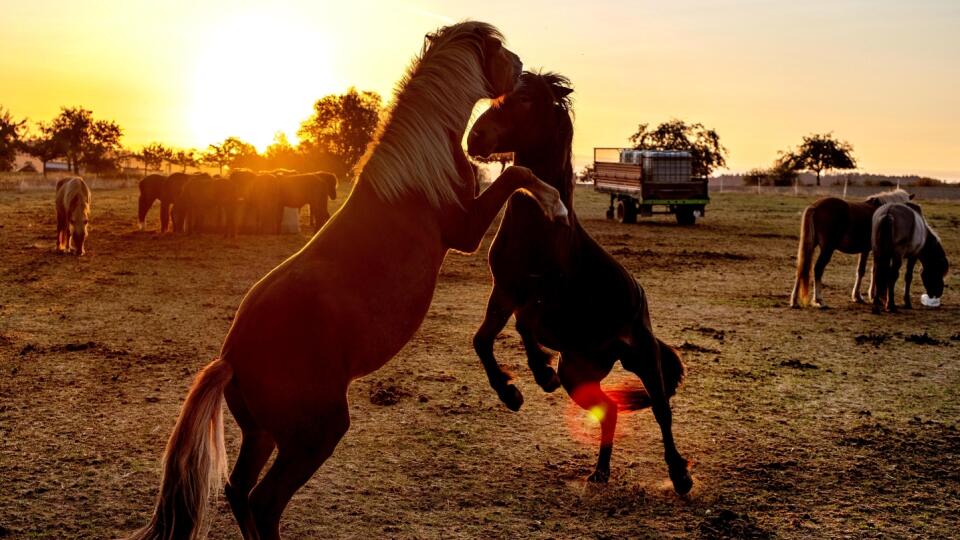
top-left (0, 88), bottom-right (382, 179)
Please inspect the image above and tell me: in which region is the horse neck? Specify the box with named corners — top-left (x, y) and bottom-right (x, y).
top-left (919, 228), bottom-right (944, 264)
top-left (514, 145), bottom-right (575, 217)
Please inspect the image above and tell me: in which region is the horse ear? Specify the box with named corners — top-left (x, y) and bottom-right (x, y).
top-left (552, 85), bottom-right (573, 99)
top-left (909, 193), bottom-right (916, 200)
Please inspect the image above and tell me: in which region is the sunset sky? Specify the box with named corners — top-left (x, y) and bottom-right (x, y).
top-left (1, 0), bottom-right (957, 179)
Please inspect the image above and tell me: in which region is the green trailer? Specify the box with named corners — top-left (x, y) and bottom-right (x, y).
top-left (593, 148), bottom-right (709, 225)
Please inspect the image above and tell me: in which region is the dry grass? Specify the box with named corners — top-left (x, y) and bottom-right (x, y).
top-left (0, 185), bottom-right (958, 538)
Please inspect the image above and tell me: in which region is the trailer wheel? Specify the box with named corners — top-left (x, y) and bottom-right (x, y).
top-left (616, 200), bottom-right (637, 224)
top-left (675, 208), bottom-right (696, 226)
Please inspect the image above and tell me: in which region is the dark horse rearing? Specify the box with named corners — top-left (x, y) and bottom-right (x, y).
top-left (467, 72), bottom-right (692, 494)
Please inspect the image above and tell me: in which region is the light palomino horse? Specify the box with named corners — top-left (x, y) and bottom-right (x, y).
top-left (871, 202), bottom-right (948, 313)
top-left (55, 176), bottom-right (91, 256)
top-left (129, 21), bottom-right (566, 540)
top-left (790, 188), bottom-right (913, 308)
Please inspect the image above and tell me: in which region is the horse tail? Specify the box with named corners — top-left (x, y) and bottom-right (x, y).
top-left (129, 359), bottom-right (233, 540)
top-left (609, 339), bottom-right (685, 412)
top-left (793, 206), bottom-right (817, 306)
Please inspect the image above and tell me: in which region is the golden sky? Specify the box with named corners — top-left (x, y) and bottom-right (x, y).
top-left (1, 0), bottom-right (957, 179)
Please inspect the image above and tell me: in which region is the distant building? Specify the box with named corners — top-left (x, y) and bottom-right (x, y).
top-left (12, 152), bottom-right (69, 173)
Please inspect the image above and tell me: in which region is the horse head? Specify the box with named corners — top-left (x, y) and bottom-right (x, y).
top-left (920, 230), bottom-right (949, 304)
top-left (467, 71), bottom-right (573, 159)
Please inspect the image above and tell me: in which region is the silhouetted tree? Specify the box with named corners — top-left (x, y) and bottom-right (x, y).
top-left (473, 152), bottom-right (513, 174)
top-left (780, 133), bottom-right (856, 186)
top-left (0, 107), bottom-right (27, 171)
top-left (20, 122), bottom-right (65, 176)
top-left (44, 107), bottom-right (123, 173)
top-left (298, 88), bottom-right (381, 178)
top-left (171, 149), bottom-right (198, 172)
top-left (628, 119), bottom-right (727, 177)
top-left (204, 137), bottom-right (259, 175)
top-left (263, 132), bottom-right (298, 171)
top-left (137, 142), bottom-right (173, 175)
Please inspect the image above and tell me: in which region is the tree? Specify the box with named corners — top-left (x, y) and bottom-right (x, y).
top-left (472, 152), bottom-right (513, 174)
top-left (137, 142), bottom-right (173, 175)
top-left (628, 119), bottom-right (727, 177)
top-left (20, 125), bottom-right (65, 176)
top-left (170, 149), bottom-right (198, 172)
top-left (298, 88), bottom-right (381, 178)
top-left (0, 107), bottom-right (27, 171)
top-left (44, 107), bottom-right (124, 173)
top-left (204, 137), bottom-right (259, 175)
top-left (263, 132), bottom-right (299, 171)
top-left (780, 133), bottom-right (856, 186)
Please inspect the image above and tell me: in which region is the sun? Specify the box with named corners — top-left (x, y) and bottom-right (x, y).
top-left (189, 11), bottom-right (340, 152)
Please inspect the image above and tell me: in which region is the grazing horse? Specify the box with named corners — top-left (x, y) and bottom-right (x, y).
top-left (276, 172), bottom-right (339, 231)
top-left (137, 174), bottom-right (166, 230)
top-left (790, 189), bottom-right (914, 308)
top-left (466, 72), bottom-right (691, 492)
top-left (130, 21), bottom-right (566, 540)
top-left (55, 176), bottom-right (91, 256)
top-left (871, 202), bottom-right (948, 313)
top-left (174, 176), bottom-right (233, 235)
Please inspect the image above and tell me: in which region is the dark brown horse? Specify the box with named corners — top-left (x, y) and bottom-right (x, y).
top-left (55, 176), bottom-right (91, 256)
top-left (173, 175), bottom-right (229, 234)
top-left (137, 174), bottom-right (166, 231)
top-left (466, 72), bottom-right (692, 493)
top-left (871, 202), bottom-right (948, 313)
top-left (130, 22), bottom-right (567, 540)
top-left (276, 172), bottom-right (338, 231)
top-left (790, 189), bottom-right (913, 308)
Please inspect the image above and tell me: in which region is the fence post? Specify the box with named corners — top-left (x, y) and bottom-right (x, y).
top-left (843, 178), bottom-right (848, 200)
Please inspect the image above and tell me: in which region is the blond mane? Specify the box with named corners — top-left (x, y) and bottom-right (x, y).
top-left (357, 21), bottom-right (502, 208)
top-left (865, 188), bottom-right (911, 206)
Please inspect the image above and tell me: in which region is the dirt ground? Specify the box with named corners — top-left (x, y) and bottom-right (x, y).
top-left (1, 184), bottom-right (958, 539)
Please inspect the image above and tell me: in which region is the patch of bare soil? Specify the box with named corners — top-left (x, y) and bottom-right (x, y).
top-left (1, 188), bottom-right (958, 538)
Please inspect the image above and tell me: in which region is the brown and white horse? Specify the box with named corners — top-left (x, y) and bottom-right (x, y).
top-left (790, 189), bottom-right (913, 308)
top-left (129, 21), bottom-right (566, 540)
top-left (55, 176), bottom-right (91, 256)
top-left (871, 202), bottom-right (948, 313)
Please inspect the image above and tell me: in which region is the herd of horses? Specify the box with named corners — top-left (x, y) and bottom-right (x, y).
top-left (137, 169), bottom-right (338, 236)
top-left (35, 21), bottom-right (947, 540)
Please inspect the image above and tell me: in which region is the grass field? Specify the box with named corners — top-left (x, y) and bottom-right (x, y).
top-left (1, 184), bottom-right (958, 539)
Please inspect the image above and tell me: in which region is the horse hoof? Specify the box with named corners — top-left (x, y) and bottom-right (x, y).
top-left (587, 469), bottom-right (609, 483)
top-left (902, 303), bottom-right (913, 310)
top-left (852, 297), bottom-right (864, 304)
top-left (498, 384), bottom-right (524, 412)
top-left (671, 472), bottom-right (694, 496)
top-left (535, 369), bottom-right (561, 393)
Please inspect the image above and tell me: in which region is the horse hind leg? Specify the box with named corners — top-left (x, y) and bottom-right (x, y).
top-left (887, 256), bottom-right (902, 312)
top-left (249, 400), bottom-right (350, 540)
top-left (515, 316), bottom-right (560, 393)
top-left (224, 383), bottom-right (276, 539)
top-left (558, 352), bottom-right (617, 483)
top-left (620, 330), bottom-right (693, 495)
top-left (851, 252), bottom-right (869, 303)
top-left (812, 246), bottom-right (835, 308)
top-left (473, 286), bottom-right (523, 411)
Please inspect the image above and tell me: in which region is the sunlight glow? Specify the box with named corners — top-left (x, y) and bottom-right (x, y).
top-left (190, 10), bottom-right (341, 151)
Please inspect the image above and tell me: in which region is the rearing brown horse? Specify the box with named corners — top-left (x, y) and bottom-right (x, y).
top-left (467, 72), bottom-right (692, 494)
top-left (130, 22), bottom-right (566, 540)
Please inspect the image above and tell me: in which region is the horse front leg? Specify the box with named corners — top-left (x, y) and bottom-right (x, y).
top-left (903, 257), bottom-right (915, 309)
top-left (515, 312), bottom-right (560, 392)
top-left (443, 166), bottom-right (567, 253)
top-left (851, 252), bottom-right (869, 303)
top-left (473, 286), bottom-right (524, 411)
